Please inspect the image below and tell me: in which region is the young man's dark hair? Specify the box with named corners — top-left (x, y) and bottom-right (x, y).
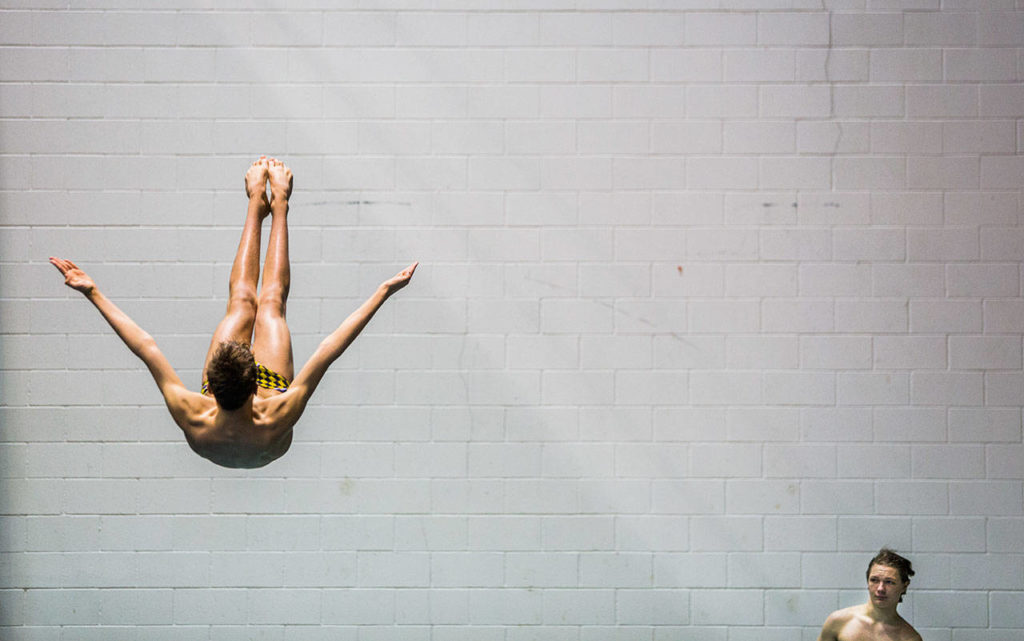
top-left (206, 341), bottom-right (257, 410)
top-left (866, 547), bottom-right (915, 583)
top-left (866, 547), bottom-right (915, 602)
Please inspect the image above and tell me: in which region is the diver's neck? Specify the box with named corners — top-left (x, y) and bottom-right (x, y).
top-left (216, 395), bottom-right (255, 423)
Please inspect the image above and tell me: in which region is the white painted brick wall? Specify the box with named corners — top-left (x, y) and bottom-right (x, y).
top-left (1, 2), bottom-right (1022, 638)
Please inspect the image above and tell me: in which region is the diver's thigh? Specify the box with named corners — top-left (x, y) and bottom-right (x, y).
top-left (251, 311), bottom-right (294, 382)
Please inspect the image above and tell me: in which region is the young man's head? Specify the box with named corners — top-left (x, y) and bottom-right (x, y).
top-left (206, 341), bottom-right (257, 410)
top-left (866, 547), bottom-right (914, 604)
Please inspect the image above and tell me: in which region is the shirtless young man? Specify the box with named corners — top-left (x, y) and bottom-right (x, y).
top-left (51, 157), bottom-right (417, 469)
top-left (817, 548), bottom-right (922, 641)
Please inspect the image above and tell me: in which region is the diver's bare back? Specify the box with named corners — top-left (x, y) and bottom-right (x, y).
top-left (174, 386), bottom-right (303, 468)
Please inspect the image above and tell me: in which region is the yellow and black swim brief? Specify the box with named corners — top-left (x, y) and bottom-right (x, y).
top-left (201, 362), bottom-right (290, 395)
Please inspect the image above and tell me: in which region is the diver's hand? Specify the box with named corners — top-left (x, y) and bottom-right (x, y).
top-left (381, 262), bottom-right (418, 296)
top-left (50, 257), bottom-right (96, 296)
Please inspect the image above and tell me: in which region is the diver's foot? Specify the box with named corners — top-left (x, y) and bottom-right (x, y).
top-left (268, 157), bottom-right (293, 206)
top-left (245, 156), bottom-right (271, 211)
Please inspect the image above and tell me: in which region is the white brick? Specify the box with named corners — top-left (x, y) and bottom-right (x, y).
top-left (431, 553), bottom-right (502, 588)
top-left (799, 264), bottom-right (871, 297)
top-left (832, 12), bottom-right (903, 45)
top-left (802, 481), bottom-right (874, 515)
top-left (909, 155), bottom-right (979, 190)
top-left (506, 552), bottom-right (577, 587)
top-left (507, 335), bottom-right (579, 369)
top-left (685, 13), bottom-right (755, 45)
top-left (980, 227), bottom-right (1024, 263)
top-left (765, 516), bottom-right (836, 552)
top-left (693, 589), bottom-right (763, 625)
top-left (871, 336), bottom-right (945, 371)
top-left (913, 444), bottom-right (985, 479)
top-left (981, 155), bottom-right (1024, 189)
top-left (838, 445), bottom-right (911, 479)
top-left (542, 85), bottom-right (612, 118)
top-left (322, 589), bottom-right (394, 625)
top-left (947, 48), bottom-right (1017, 82)
top-left (614, 158), bottom-right (687, 190)
top-left (988, 445), bottom-right (1024, 480)
top-left (689, 372), bottom-right (760, 406)
top-left (915, 592), bottom-right (988, 628)
top-left (727, 480), bottom-right (799, 514)
top-left (801, 407), bottom-right (873, 442)
top-left (724, 264), bottom-right (796, 297)
top-left (948, 264), bottom-right (1019, 297)
top-left (730, 553), bottom-right (801, 590)
top-left (687, 85), bottom-right (758, 118)
top-left (542, 516), bottom-right (614, 551)
top-left (659, 407), bottom-right (724, 442)
top-left (759, 12), bottom-right (828, 45)
top-left (950, 336), bottom-right (1021, 369)
top-left (579, 552), bottom-right (650, 588)
top-left (469, 589), bottom-right (542, 625)
top-left (725, 336), bottom-right (798, 369)
top-left (915, 517), bottom-right (986, 552)
top-left (876, 481), bottom-right (949, 515)
top-left (913, 371), bottom-right (983, 406)
top-left (579, 264), bottom-right (649, 298)
top-left (949, 408), bottom-right (1020, 443)
top-left (727, 408), bottom-right (799, 442)
top-left (835, 301), bottom-right (907, 333)
top-left (765, 445), bottom-right (836, 478)
top-left (906, 12), bottom-right (976, 45)
top-left (907, 84), bottom-right (977, 117)
top-left (616, 589), bottom-right (690, 625)
top-left (763, 299), bottom-right (835, 334)
top-left (988, 518), bottom-right (1024, 553)
top-left (951, 482), bottom-right (1023, 516)
top-left (760, 85), bottom-right (831, 118)
top-left (724, 49), bottom-right (794, 82)
top-left (986, 372), bottom-right (1024, 406)
top-left (724, 121), bottom-right (794, 154)
top-left (396, 12), bottom-right (466, 46)
top-left (652, 49), bottom-right (722, 81)
top-left (468, 517), bottom-right (540, 551)
top-left (652, 480), bottom-right (724, 515)
top-left (539, 12), bottom-right (612, 46)
top-left (797, 49), bottom-right (870, 83)
top-left (945, 121), bottom-right (1016, 154)
top-left (543, 590), bottom-right (616, 625)
top-left (870, 48), bottom-right (942, 81)
top-left (542, 157), bottom-right (613, 190)
top-left (990, 592), bottom-right (1024, 628)
top-left (911, 300), bottom-right (982, 333)
top-left (980, 83), bottom-right (1024, 117)
top-left (801, 336), bottom-right (871, 370)
top-left (839, 371), bottom-right (909, 405)
top-left (578, 121), bottom-right (647, 154)
top-left (505, 49), bottom-right (573, 82)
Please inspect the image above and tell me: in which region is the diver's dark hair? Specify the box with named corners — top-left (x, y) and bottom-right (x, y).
top-left (206, 341), bottom-right (257, 410)
top-left (867, 548), bottom-right (915, 601)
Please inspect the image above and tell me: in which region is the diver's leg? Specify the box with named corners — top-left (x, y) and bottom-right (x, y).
top-left (251, 157), bottom-right (295, 382)
top-left (202, 157), bottom-right (271, 378)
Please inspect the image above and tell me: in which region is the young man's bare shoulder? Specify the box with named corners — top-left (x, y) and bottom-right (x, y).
top-left (825, 604), bottom-right (863, 625)
top-left (166, 388), bottom-right (216, 430)
top-left (819, 604), bottom-right (864, 639)
top-left (900, 622), bottom-right (923, 641)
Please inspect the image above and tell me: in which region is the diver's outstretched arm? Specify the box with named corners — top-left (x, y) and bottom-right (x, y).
top-left (288, 262), bottom-right (418, 405)
top-left (50, 257), bottom-right (189, 406)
